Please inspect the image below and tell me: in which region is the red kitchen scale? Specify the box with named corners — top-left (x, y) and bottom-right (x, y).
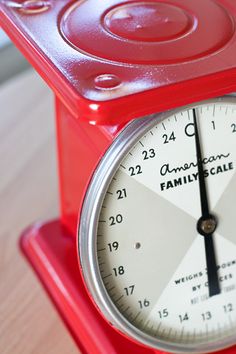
top-left (2, 0), bottom-right (236, 353)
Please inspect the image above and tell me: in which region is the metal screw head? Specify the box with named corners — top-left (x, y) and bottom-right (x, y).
top-left (21, 0), bottom-right (50, 13)
top-left (3, 0), bottom-right (51, 13)
top-left (94, 74), bottom-right (121, 90)
top-left (199, 217), bottom-right (217, 235)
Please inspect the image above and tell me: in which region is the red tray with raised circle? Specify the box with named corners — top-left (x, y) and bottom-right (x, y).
top-left (1, 0), bottom-right (236, 124)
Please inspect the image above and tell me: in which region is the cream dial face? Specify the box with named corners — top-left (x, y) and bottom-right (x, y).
top-left (80, 99), bottom-right (236, 353)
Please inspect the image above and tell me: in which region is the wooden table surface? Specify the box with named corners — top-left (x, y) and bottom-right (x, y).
top-left (0, 70), bottom-right (78, 354)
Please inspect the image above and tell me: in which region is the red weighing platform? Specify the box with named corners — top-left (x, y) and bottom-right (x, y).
top-left (1, 0), bottom-right (236, 353)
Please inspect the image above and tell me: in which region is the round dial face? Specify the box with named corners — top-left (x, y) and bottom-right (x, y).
top-left (79, 98), bottom-right (236, 353)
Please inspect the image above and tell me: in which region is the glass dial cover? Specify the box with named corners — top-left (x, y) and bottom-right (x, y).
top-left (79, 97), bottom-right (236, 353)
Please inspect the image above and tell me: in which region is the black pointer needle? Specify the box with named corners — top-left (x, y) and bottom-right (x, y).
top-left (193, 108), bottom-right (220, 297)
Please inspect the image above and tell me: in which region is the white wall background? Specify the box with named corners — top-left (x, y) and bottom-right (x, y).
top-left (0, 29), bottom-right (29, 83)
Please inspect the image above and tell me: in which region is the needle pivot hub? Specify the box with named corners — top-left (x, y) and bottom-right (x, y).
top-left (197, 215), bottom-right (217, 236)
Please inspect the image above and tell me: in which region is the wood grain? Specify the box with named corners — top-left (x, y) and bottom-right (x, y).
top-left (0, 70), bottom-right (78, 354)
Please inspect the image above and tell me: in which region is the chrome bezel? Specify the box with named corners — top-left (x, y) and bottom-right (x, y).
top-left (79, 96), bottom-right (236, 353)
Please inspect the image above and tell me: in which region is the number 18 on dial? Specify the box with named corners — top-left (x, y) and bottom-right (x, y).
top-left (79, 97), bottom-right (236, 353)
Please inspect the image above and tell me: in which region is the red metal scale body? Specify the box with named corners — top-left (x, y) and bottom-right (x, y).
top-left (1, 0), bottom-right (236, 352)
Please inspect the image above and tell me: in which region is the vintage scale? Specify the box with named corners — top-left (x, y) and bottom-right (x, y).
top-left (1, 0), bottom-right (236, 353)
